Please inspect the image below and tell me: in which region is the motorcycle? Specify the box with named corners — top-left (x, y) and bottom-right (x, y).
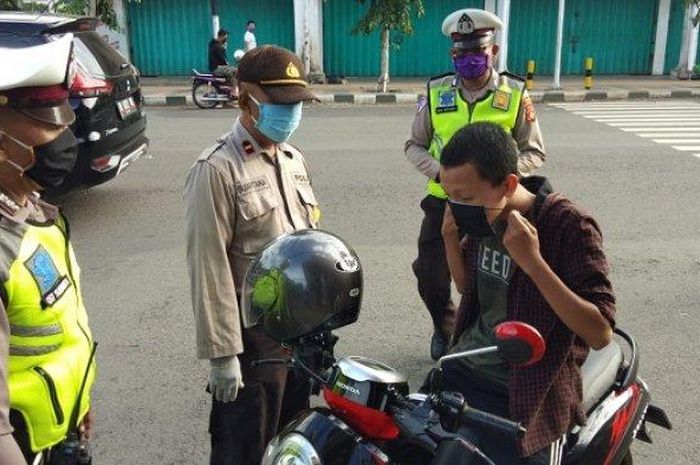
top-left (262, 322), bottom-right (671, 465)
top-left (191, 69), bottom-right (238, 109)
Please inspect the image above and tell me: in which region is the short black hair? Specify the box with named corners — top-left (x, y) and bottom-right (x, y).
top-left (247, 20), bottom-right (255, 26)
top-left (217, 29), bottom-right (228, 38)
top-left (440, 122), bottom-right (519, 186)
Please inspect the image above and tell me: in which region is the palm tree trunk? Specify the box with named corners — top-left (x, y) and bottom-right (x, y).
top-left (377, 27), bottom-right (390, 93)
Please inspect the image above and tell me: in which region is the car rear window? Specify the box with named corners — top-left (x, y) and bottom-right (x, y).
top-left (0, 22), bottom-right (48, 48)
top-left (74, 31), bottom-right (128, 78)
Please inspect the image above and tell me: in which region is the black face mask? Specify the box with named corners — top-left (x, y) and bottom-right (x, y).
top-left (28, 129), bottom-right (78, 188)
top-left (448, 200), bottom-right (496, 238)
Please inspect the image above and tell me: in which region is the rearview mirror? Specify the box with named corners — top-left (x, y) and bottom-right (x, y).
top-left (493, 322), bottom-right (545, 366)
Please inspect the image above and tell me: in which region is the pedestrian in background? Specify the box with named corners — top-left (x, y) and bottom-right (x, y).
top-left (185, 45), bottom-right (320, 465)
top-left (404, 8), bottom-right (546, 361)
top-left (244, 20), bottom-right (257, 52)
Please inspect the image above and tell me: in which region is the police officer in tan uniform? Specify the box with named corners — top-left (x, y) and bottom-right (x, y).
top-left (404, 9), bottom-right (546, 360)
top-left (184, 45), bottom-right (320, 465)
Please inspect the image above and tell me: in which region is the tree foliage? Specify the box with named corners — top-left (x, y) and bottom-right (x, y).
top-left (352, 0), bottom-right (424, 49)
top-left (2, 0), bottom-right (121, 30)
top-left (351, 0), bottom-right (424, 92)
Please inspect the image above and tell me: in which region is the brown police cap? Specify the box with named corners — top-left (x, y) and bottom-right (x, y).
top-left (237, 45), bottom-right (319, 104)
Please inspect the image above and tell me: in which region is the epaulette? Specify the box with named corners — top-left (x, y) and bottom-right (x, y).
top-left (280, 142), bottom-right (303, 159)
top-left (500, 71), bottom-right (526, 82)
top-left (427, 71), bottom-right (455, 83)
top-left (197, 140), bottom-right (225, 161)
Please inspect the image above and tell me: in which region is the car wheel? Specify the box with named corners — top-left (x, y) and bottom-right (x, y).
top-left (192, 82), bottom-right (219, 109)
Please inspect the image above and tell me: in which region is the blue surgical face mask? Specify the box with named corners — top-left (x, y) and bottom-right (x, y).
top-left (250, 96), bottom-right (302, 143)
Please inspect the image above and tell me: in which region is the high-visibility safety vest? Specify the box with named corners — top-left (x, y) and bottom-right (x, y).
top-left (427, 73), bottom-right (524, 199)
top-left (3, 213), bottom-right (95, 452)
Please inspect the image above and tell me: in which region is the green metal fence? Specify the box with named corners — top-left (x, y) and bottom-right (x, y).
top-left (323, 0), bottom-right (484, 77)
top-left (127, 0), bottom-right (294, 76)
top-left (126, 0), bottom-right (698, 77)
top-left (509, 0), bottom-right (658, 75)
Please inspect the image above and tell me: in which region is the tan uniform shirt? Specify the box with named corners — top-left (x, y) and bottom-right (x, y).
top-left (0, 197), bottom-right (57, 437)
top-left (185, 118), bottom-right (319, 360)
top-left (404, 69), bottom-right (546, 179)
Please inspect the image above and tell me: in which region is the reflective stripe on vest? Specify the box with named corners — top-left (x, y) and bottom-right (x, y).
top-left (427, 75), bottom-right (523, 199)
top-left (4, 215), bottom-right (95, 453)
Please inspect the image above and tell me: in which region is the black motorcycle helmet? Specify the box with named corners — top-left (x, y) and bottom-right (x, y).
top-left (241, 230), bottom-right (363, 344)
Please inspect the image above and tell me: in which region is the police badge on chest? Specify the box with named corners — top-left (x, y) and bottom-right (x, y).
top-left (436, 89), bottom-right (458, 114)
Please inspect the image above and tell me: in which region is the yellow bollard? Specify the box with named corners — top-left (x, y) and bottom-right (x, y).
top-left (584, 57), bottom-right (593, 90)
top-left (526, 60), bottom-right (535, 90)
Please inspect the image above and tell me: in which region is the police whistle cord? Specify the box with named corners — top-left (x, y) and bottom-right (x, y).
top-left (50, 342), bottom-right (97, 465)
top-left (68, 341), bottom-right (97, 434)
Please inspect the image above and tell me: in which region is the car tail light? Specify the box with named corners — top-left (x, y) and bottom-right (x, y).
top-left (70, 69), bottom-right (113, 98)
top-left (323, 388), bottom-right (400, 441)
top-left (90, 155), bottom-right (121, 173)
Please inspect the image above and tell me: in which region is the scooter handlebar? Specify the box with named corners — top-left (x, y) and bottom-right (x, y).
top-left (461, 406), bottom-right (526, 439)
top-left (433, 391), bottom-right (526, 440)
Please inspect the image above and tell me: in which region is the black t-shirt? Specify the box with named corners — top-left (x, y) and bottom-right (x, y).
top-left (208, 39), bottom-right (228, 71)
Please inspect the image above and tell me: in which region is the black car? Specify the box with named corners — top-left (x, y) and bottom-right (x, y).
top-left (0, 12), bottom-right (148, 195)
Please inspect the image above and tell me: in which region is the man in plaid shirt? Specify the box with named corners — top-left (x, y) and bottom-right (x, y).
top-left (439, 122), bottom-right (616, 464)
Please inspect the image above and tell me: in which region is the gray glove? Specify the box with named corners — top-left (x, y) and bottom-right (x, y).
top-left (209, 355), bottom-right (244, 403)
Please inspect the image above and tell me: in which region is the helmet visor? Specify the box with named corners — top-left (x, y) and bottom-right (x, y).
top-left (240, 259), bottom-right (285, 330)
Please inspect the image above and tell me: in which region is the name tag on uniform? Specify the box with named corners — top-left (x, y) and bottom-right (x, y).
top-left (236, 176), bottom-right (270, 196)
top-left (436, 89), bottom-right (458, 114)
top-left (293, 172), bottom-right (310, 185)
top-left (492, 90), bottom-right (511, 111)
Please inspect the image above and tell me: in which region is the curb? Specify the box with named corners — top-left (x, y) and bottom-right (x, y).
top-left (143, 89), bottom-right (700, 107)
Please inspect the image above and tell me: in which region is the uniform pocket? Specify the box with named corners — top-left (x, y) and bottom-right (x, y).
top-left (296, 185), bottom-right (320, 227)
top-left (238, 190), bottom-right (278, 221)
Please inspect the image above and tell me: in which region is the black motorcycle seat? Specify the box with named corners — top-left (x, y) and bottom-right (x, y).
top-left (192, 69), bottom-right (226, 81)
top-left (580, 342), bottom-right (623, 412)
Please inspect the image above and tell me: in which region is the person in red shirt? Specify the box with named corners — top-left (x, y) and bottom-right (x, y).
top-left (439, 122), bottom-right (615, 464)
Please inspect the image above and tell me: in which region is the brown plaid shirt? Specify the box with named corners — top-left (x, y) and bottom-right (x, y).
top-left (453, 186), bottom-right (616, 456)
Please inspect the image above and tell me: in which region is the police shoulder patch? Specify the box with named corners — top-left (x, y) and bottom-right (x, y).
top-left (523, 94), bottom-right (536, 123)
top-left (416, 96), bottom-right (428, 112)
top-left (24, 245), bottom-right (71, 308)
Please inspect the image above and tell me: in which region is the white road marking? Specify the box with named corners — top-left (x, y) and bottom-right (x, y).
top-left (652, 139), bottom-right (700, 143)
top-left (551, 101), bottom-right (700, 160)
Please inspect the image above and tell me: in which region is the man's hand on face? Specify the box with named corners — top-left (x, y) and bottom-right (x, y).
top-left (503, 210), bottom-right (544, 275)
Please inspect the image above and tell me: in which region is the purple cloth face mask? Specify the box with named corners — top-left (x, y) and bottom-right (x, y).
top-left (453, 53), bottom-right (490, 80)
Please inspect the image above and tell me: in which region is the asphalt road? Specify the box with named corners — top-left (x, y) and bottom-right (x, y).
top-left (55, 102), bottom-right (699, 464)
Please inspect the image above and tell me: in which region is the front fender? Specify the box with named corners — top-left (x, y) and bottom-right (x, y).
top-left (276, 408), bottom-right (389, 465)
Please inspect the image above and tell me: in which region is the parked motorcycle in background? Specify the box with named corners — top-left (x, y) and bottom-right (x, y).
top-left (192, 49), bottom-right (244, 109)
